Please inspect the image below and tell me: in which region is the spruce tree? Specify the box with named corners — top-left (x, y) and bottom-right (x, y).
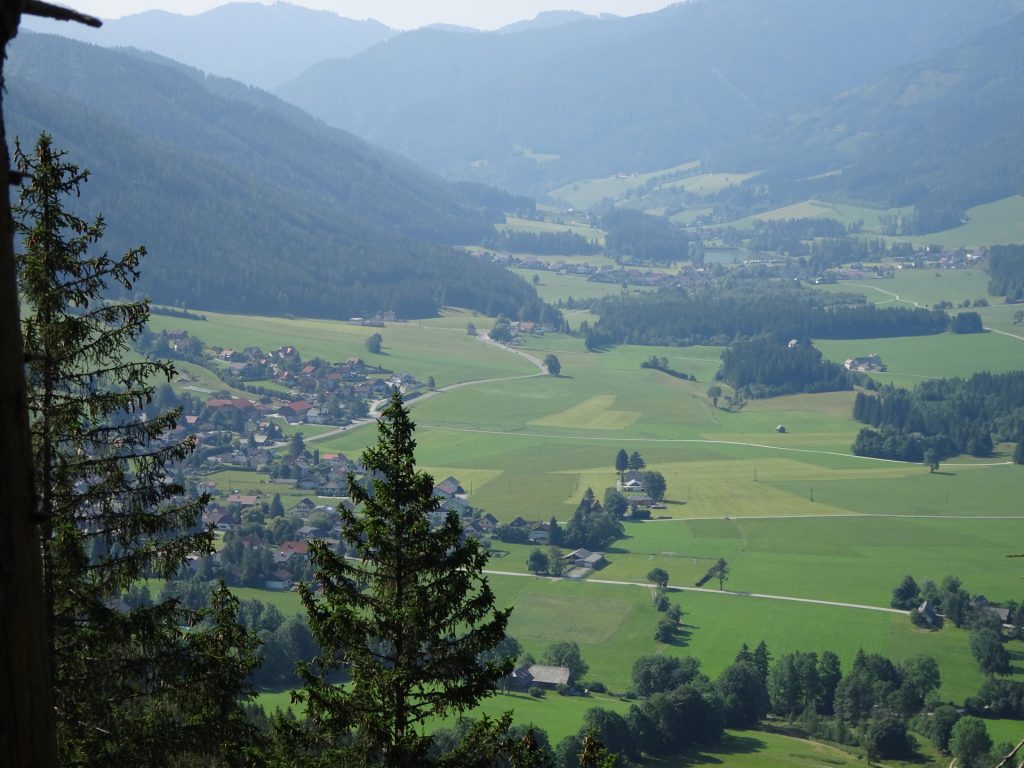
top-left (15, 134), bottom-right (259, 766)
top-left (296, 391), bottom-right (512, 766)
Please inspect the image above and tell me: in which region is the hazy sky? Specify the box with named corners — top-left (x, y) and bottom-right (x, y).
top-left (68, 0), bottom-right (679, 29)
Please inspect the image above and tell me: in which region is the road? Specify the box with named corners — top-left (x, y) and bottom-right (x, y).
top-left (483, 569), bottom-right (908, 616)
top-left (848, 281), bottom-right (1024, 341)
top-left (303, 333), bottom-right (546, 444)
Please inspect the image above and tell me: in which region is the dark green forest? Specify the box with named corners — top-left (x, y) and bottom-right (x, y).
top-left (987, 246), bottom-right (1024, 301)
top-left (590, 284), bottom-right (948, 347)
top-left (852, 371), bottom-right (1024, 460)
top-left (601, 209), bottom-right (691, 263)
top-left (717, 337), bottom-right (863, 398)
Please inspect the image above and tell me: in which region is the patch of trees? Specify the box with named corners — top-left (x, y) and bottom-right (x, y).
top-left (949, 311), bottom-right (984, 333)
top-left (527, 547), bottom-right (566, 576)
top-left (717, 337), bottom-right (863, 398)
top-left (591, 283), bottom-right (948, 347)
top-left (852, 371), bottom-right (1024, 460)
top-left (482, 228), bottom-right (600, 255)
top-left (563, 488), bottom-right (625, 550)
top-left (746, 217), bottom-right (849, 254)
top-left (640, 354), bottom-right (695, 381)
top-left (601, 208), bottom-right (691, 263)
top-left (988, 245), bottom-right (1024, 302)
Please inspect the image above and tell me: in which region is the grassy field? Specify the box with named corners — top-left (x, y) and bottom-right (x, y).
top-left (502, 215), bottom-right (607, 245)
top-left (728, 200), bottom-right (913, 234)
top-left (159, 287), bottom-right (1023, 752)
top-left (891, 196), bottom-right (1024, 248)
top-left (714, 195), bottom-right (1024, 248)
top-left (510, 268), bottom-right (644, 303)
top-left (549, 161), bottom-right (702, 210)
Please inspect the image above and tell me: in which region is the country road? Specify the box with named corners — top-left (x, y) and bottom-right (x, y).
top-left (848, 282), bottom-right (1024, 341)
top-left (303, 333), bottom-right (546, 444)
top-left (415, 424), bottom-right (1011, 468)
top-left (483, 569), bottom-right (908, 616)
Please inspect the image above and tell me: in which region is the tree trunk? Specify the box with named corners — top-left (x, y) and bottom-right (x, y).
top-left (0, 3), bottom-right (57, 765)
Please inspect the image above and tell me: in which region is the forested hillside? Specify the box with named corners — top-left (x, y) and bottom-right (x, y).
top-left (276, 0), bottom-right (1021, 194)
top-left (5, 33), bottom-right (552, 322)
top-left (716, 13), bottom-right (1024, 233)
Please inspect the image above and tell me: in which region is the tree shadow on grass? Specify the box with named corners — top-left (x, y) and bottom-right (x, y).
top-left (674, 733), bottom-right (767, 766)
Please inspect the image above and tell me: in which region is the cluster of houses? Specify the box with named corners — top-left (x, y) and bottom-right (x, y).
top-left (615, 470), bottom-right (663, 512)
top-left (916, 594), bottom-right (1013, 630)
top-left (844, 354), bottom-right (887, 372)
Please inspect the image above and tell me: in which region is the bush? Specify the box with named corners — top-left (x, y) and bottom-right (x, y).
top-left (528, 687), bottom-right (545, 698)
top-left (587, 681), bottom-right (606, 693)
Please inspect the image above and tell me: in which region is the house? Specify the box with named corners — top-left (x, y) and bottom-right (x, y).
top-left (211, 511), bottom-right (240, 532)
top-left (435, 476), bottom-right (464, 496)
top-left (528, 527), bottom-right (550, 543)
top-left (621, 478), bottom-right (644, 492)
top-left (508, 516), bottom-right (530, 528)
top-left (265, 569), bottom-right (293, 590)
top-left (277, 540), bottom-right (310, 562)
top-left (206, 397), bottom-right (256, 414)
top-left (525, 664), bottom-right (571, 689)
top-left (296, 525), bottom-right (326, 541)
top-left (477, 513), bottom-right (499, 532)
top-left (240, 533), bottom-right (264, 550)
top-left (293, 498), bottom-right (317, 512)
top-left (917, 600), bottom-right (940, 628)
top-left (844, 354), bottom-right (886, 372)
top-left (226, 494), bottom-right (259, 507)
top-left (562, 548), bottom-right (606, 569)
top-left (441, 497), bottom-right (473, 518)
top-left (972, 596), bottom-right (1011, 623)
top-left (280, 400), bottom-right (315, 421)
top-left (621, 470), bottom-right (645, 485)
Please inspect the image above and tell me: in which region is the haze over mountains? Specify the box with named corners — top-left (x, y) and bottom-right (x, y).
top-left (275, 0), bottom-right (1024, 196)
top-left (8, 0), bottom-right (1024, 319)
top-left (21, 2), bottom-right (396, 89)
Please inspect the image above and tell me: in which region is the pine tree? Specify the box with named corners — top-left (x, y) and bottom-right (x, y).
top-left (295, 391), bottom-right (512, 766)
top-left (15, 134), bottom-right (259, 766)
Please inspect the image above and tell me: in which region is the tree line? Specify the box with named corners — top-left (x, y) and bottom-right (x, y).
top-left (482, 228), bottom-right (600, 256)
top-left (717, 337), bottom-right (867, 398)
top-left (852, 371), bottom-right (1024, 460)
top-left (601, 208), bottom-right (692, 263)
top-left (590, 283), bottom-right (948, 347)
top-left (988, 245), bottom-right (1024, 302)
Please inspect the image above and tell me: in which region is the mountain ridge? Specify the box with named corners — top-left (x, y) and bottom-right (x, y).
top-left (5, 32), bottom-right (551, 323)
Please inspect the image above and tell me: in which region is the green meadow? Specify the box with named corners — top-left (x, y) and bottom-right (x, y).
top-left (550, 161), bottom-right (701, 210)
top-left (163, 262), bottom-right (1023, 752)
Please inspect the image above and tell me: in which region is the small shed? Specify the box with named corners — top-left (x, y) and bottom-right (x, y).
top-left (776, 425), bottom-right (787, 433)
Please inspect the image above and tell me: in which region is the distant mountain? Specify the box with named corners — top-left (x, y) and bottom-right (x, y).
top-left (275, 0), bottom-right (1023, 195)
top-left (498, 11), bottom-right (610, 34)
top-left (5, 33), bottom-right (551, 322)
top-left (714, 12), bottom-right (1024, 232)
top-left (20, 2), bottom-right (395, 89)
